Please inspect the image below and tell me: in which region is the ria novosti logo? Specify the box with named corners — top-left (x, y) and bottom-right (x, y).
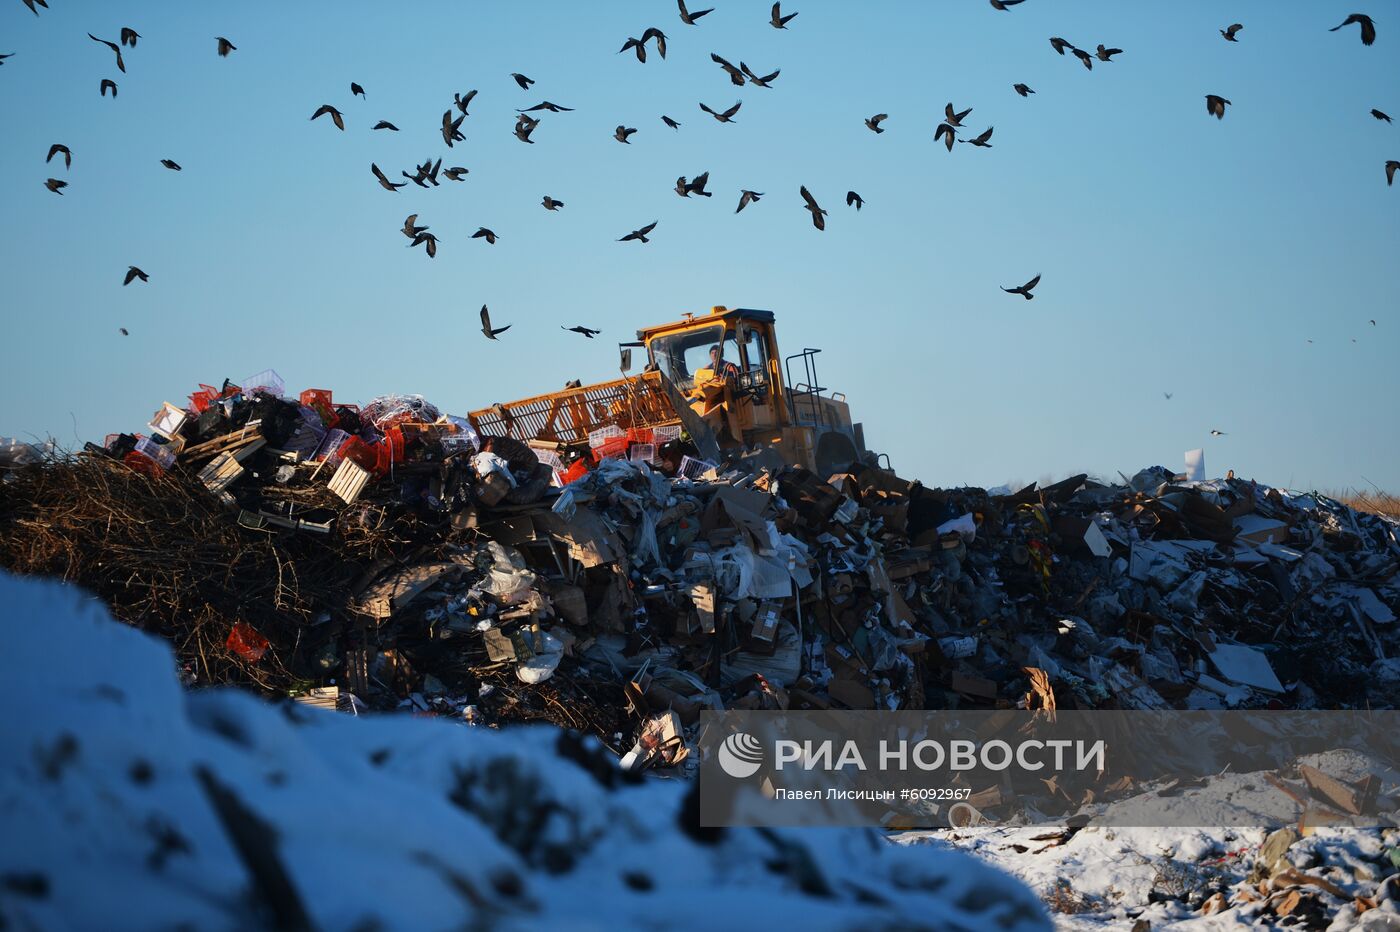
top-left (717, 732), bottom-right (764, 778)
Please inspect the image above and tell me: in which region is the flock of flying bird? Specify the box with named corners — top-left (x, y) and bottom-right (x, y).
top-left (10, 0), bottom-right (1394, 365)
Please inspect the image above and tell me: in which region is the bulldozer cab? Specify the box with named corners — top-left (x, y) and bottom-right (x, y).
top-left (641, 306), bottom-right (872, 475)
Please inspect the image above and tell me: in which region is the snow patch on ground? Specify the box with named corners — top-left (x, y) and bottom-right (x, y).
top-left (0, 572), bottom-right (1049, 930)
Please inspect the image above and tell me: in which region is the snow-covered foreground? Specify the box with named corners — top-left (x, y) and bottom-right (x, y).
top-left (0, 571), bottom-right (1048, 931)
top-left (900, 819), bottom-right (1400, 929)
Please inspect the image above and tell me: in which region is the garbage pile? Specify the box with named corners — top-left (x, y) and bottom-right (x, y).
top-left (2, 372), bottom-right (1399, 765)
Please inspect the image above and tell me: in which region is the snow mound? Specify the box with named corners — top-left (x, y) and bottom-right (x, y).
top-left (0, 572), bottom-right (1048, 931)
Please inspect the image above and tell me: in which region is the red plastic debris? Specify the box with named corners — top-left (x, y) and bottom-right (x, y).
top-left (226, 622), bottom-right (270, 663)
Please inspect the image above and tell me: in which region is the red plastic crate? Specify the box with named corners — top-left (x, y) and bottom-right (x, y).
top-left (626, 427), bottom-right (654, 444)
top-left (593, 437), bottom-right (630, 461)
top-left (560, 459), bottom-right (591, 484)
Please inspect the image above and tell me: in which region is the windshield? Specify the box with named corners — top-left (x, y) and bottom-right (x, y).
top-left (650, 325), bottom-right (740, 392)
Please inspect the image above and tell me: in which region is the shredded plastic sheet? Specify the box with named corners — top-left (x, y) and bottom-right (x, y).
top-left (516, 630), bottom-right (564, 683)
top-left (483, 542), bottom-right (536, 602)
top-left (361, 394), bottom-right (441, 428)
top-left (440, 415), bottom-right (480, 454)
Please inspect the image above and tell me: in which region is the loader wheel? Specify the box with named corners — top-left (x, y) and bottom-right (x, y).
top-left (815, 431), bottom-right (859, 476)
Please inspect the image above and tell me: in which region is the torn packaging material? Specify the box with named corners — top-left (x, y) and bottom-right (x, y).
top-left (702, 485), bottom-right (773, 550)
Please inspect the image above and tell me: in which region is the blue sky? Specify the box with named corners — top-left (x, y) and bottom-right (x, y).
top-left (1, 1), bottom-right (1396, 493)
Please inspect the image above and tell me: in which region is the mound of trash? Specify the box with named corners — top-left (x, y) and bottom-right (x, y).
top-left (2, 373), bottom-right (1398, 772)
top-left (0, 571), bottom-right (1051, 931)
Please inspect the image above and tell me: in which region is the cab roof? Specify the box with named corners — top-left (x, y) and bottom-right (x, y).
top-left (637, 306), bottom-right (775, 342)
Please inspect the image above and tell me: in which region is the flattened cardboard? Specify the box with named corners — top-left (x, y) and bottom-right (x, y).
top-left (354, 563), bottom-right (462, 621)
top-left (536, 509), bottom-right (625, 568)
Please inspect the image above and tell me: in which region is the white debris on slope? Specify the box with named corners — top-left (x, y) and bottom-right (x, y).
top-left (0, 572), bottom-right (1049, 931)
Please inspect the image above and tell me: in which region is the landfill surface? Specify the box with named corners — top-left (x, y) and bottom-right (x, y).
top-left (2, 375), bottom-right (1399, 928)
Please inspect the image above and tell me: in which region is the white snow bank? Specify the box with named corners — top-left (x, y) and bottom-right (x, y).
top-left (0, 572), bottom-right (1048, 931)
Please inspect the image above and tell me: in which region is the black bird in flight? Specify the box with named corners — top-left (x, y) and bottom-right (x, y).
top-left (443, 110), bottom-right (466, 146)
top-left (712, 53), bottom-right (745, 85)
top-left (124, 266), bottom-right (149, 286)
top-left (619, 221), bottom-right (658, 243)
top-left (740, 62), bottom-right (780, 87)
top-left (88, 34), bottom-right (125, 73)
top-left (373, 120), bottom-right (399, 131)
top-left (473, 227), bottom-right (500, 245)
top-left (455, 90), bottom-right (478, 114)
top-left (119, 328), bottom-right (129, 336)
top-left (1072, 47), bottom-right (1094, 69)
top-left (216, 37), bottom-right (236, 57)
top-left (371, 163), bottom-right (404, 191)
top-left (542, 195), bottom-right (564, 210)
top-left (511, 72), bottom-right (535, 90)
top-left (410, 232), bottom-right (439, 258)
top-left (1002, 274), bottom-right (1040, 299)
top-left (615, 125), bottom-right (637, 143)
top-left (100, 79), bottom-right (117, 98)
top-left (935, 122), bottom-right (957, 151)
top-left (402, 214), bottom-right (428, 239)
top-left (46, 144), bottom-right (71, 169)
top-left (700, 100), bottom-right (742, 123)
top-left (643, 27), bottom-right (668, 58)
top-left (121, 27), bottom-right (140, 48)
top-left (0, 53), bottom-right (13, 65)
top-left (677, 171), bottom-right (712, 196)
top-left (865, 113), bottom-right (888, 133)
top-left (799, 186), bottom-right (827, 230)
top-left (945, 102), bottom-right (972, 126)
top-left (311, 104), bottom-right (345, 130)
top-left (1049, 37), bottom-right (1074, 55)
top-left (1386, 160), bottom-right (1400, 185)
top-left (1210, 429), bottom-right (1226, 437)
top-left (1096, 44), bottom-right (1122, 61)
top-left (678, 0), bottom-right (713, 25)
top-left (514, 113), bottom-right (540, 143)
top-left (1163, 392), bottom-right (1173, 400)
top-left (990, 0), bottom-right (1026, 8)
top-left (44, 178), bottom-right (67, 194)
top-left (1221, 23), bottom-right (1243, 42)
top-left (160, 159), bottom-right (181, 171)
top-left (563, 325), bottom-right (601, 338)
top-left (1205, 94), bottom-right (1231, 119)
top-left (1014, 83), bottom-right (1035, 97)
top-left (619, 36), bottom-right (649, 63)
top-left (735, 189), bottom-right (763, 212)
top-left (481, 306), bottom-right (510, 340)
top-left (770, 2), bottom-right (797, 28)
top-left (960, 126), bottom-right (994, 147)
top-left (519, 101), bottom-right (573, 112)
top-left (1372, 109), bottom-right (1392, 122)
top-left (1329, 14), bottom-right (1376, 46)
top-left (846, 191), bottom-right (863, 210)
top-left (21, 0), bottom-right (48, 15)
top-left (442, 166), bottom-right (468, 181)
top-left (662, 115), bottom-right (681, 129)
top-left (350, 82), bottom-right (365, 98)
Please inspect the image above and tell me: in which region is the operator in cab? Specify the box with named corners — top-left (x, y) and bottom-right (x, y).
top-left (689, 342), bottom-right (743, 443)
